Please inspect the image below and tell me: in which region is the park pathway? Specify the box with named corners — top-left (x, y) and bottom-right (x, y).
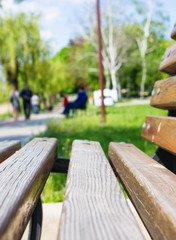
top-left (0, 102), bottom-right (64, 145)
top-left (0, 102), bottom-right (64, 240)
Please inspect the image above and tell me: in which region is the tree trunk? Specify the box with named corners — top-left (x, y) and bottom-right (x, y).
top-left (105, 72), bottom-right (111, 89)
top-left (5, 60), bottom-right (19, 88)
top-left (41, 93), bottom-right (47, 109)
top-left (127, 82), bottom-right (130, 98)
top-left (116, 77), bottom-right (122, 100)
top-left (110, 69), bottom-right (122, 100)
top-left (140, 57), bottom-right (147, 99)
top-left (110, 69), bottom-right (117, 90)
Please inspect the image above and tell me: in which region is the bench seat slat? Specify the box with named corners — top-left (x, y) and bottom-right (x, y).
top-left (58, 140), bottom-right (144, 240)
top-left (0, 140), bottom-right (21, 163)
top-left (150, 77), bottom-right (176, 110)
top-left (159, 42), bottom-right (176, 75)
top-left (0, 138), bottom-right (58, 240)
top-left (141, 115), bottom-right (176, 154)
top-left (108, 142), bottom-right (176, 240)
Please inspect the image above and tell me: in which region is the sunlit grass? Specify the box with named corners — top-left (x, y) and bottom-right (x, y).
top-left (41, 104), bottom-right (166, 202)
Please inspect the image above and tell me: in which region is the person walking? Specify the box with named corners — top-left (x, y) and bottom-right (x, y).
top-left (10, 85), bottom-right (20, 121)
top-left (20, 84), bottom-right (32, 120)
top-left (31, 93), bottom-right (40, 114)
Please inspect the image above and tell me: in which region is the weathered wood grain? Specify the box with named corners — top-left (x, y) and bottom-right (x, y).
top-left (0, 140), bottom-right (21, 163)
top-left (108, 142), bottom-right (176, 240)
top-left (58, 140), bottom-right (144, 240)
top-left (159, 42), bottom-right (176, 75)
top-left (171, 23), bottom-right (176, 40)
top-left (150, 77), bottom-right (176, 110)
top-left (141, 115), bottom-right (176, 155)
top-left (0, 137), bottom-right (58, 240)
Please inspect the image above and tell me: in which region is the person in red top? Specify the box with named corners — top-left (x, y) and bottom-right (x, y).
top-left (63, 96), bottom-right (68, 107)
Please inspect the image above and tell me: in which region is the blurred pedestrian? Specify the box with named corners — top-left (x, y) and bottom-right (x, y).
top-left (63, 86), bottom-right (88, 116)
top-left (31, 93), bottom-right (40, 114)
top-left (10, 85), bottom-right (20, 121)
top-left (20, 84), bottom-right (32, 120)
top-left (63, 95), bottom-right (68, 107)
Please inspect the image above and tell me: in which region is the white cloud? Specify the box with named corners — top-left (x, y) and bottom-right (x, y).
top-left (40, 29), bottom-right (55, 41)
top-left (1, 0), bottom-right (61, 24)
top-left (0, 0), bottom-right (94, 54)
top-left (66, 0), bottom-right (94, 3)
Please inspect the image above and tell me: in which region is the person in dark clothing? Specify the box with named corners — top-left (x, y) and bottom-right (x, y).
top-left (63, 87), bottom-right (88, 116)
top-left (20, 84), bottom-right (32, 119)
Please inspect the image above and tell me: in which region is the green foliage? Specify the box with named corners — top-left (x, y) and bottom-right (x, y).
top-left (119, 22), bottom-right (171, 94)
top-left (51, 39), bottom-right (99, 94)
top-left (0, 13), bottom-right (53, 101)
top-left (40, 103), bottom-right (166, 202)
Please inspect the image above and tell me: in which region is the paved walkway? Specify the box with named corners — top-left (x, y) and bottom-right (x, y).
top-left (0, 103), bottom-right (64, 146)
top-left (22, 203), bottom-right (63, 240)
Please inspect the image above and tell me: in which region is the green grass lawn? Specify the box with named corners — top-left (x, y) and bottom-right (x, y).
top-left (40, 104), bottom-right (166, 202)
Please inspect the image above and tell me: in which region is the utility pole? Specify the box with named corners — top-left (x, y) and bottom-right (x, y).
top-left (96, 0), bottom-right (105, 123)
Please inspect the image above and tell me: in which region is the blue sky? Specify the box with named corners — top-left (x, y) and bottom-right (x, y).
top-left (0, 0), bottom-right (175, 55)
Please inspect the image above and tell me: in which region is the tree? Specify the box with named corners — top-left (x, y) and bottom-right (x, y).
top-left (118, 23), bottom-right (171, 96)
top-left (0, 13), bottom-right (49, 89)
top-left (132, 0), bottom-right (169, 97)
top-left (73, 0), bottom-right (134, 99)
top-left (100, 0), bottom-right (131, 99)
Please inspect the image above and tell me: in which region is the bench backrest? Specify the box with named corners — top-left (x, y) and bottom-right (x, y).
top-left (108, 24), bottom-right (176, 240)
top-left (140, 25), bottom-right (176, 173)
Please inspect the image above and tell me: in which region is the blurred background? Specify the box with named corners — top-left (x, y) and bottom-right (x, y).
top-left (0, 0), bottom-right (175, 109)
top-left (0, 0), bottom-right (175, 204)
top-left (1, 2), bottom-right (176, 238)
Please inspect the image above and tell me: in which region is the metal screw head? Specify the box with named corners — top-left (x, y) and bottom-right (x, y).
top-left (151, 89), bottom-right (155, 96)
top-left (157, 88), bottom-right (160, 95)
top-left (147, 124), bottom-right (150, 131)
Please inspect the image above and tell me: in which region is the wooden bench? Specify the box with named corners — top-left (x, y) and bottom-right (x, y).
top-left (58, 25), bottom-right (176, 239)
top-left (1, 26), bottom-right (176, 240)
top-left (0, 138), bottom-right (59, 240)
top-left (1, 135), bottom-right (176, 240)
top-left (72, 101), bottom-right (87, 116)
top-left (0, 138), bottom-right (145, 240)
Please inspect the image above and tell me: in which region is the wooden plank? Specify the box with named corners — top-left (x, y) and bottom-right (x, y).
top-left (141, 115), bottom-right (176, 155)
top-left (58, 140), bottom-right (144, 240)
top-left (108, 142), bottom-right (176, 240)
top-left (0, 137), bottom-right (58, 240)
top-left (0, 140), bottom-right (21, 163)
top-left (159, 42), bottom-right (176, 75)
top-left (150, 77), bottom-right (176, 110)
top-left (171, 23), bottom-right (176, 40)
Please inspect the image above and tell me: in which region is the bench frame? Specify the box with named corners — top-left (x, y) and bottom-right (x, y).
top-left (28, 157), bottom-right (70, 240)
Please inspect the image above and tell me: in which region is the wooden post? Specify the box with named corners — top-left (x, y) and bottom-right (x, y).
top-left (96, 0), bottom-right (105, 123)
